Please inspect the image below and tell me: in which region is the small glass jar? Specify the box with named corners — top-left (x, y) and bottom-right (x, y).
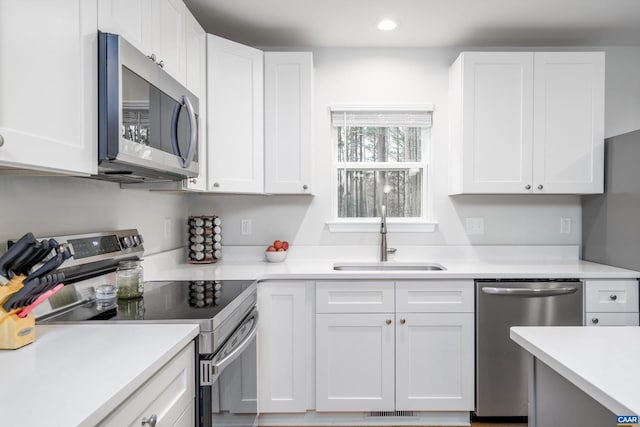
top-left (116, 260), bottom-right (144, 299)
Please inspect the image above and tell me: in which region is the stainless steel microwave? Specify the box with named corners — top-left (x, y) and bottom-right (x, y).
top-left (97, 32), bottom-right (199, 183)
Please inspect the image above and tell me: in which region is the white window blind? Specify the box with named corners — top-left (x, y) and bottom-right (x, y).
top-left (331, 110), bottom-right (433, 128)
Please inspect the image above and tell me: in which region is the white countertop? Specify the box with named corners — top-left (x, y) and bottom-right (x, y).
top-left (144, 251), bottom-right (639, 282)
top-left (0, 323), bottom-right (199, 427)
top-left (510, 326), bottom-right (640, 415)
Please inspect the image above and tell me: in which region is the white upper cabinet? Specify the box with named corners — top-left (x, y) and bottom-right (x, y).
top-left (183, 9), bottom-right (207, 191)
top-left (532, 52), bottom-right (605, 194)
top-left (151, 0), bottom-right (186, 84)
top-left (98, 0), bottom-right (187, 85)
top-left (207, 34), bottom-right (264, 193)
top-left (0, 0), bottom-right (98, 175)
top-left (264, 52), bottom-right (313, 194)
top-left (449, 51), bottom-right (604, 195)
top-left (98, 0), bottom-right (152, 55)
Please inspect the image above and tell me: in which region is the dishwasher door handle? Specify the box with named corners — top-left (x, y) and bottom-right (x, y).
top-left (481, 286), bottom-right (579, 297)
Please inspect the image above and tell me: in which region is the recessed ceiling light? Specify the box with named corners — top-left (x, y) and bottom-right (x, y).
top-left (377, 19), bottom-right (397, 31)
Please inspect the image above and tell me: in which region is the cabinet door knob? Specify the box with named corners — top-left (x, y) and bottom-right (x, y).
top-left (399, 319), bottom-right (406, 325)
top-left (537, 185), bottom-right (544, 190)
top-left (591, 318), bottom-right (599, 324)
top-left (525, 185), bottom-right (531, 190)
top-left (189, 178), bottom-right (197, 184)
top-left (302, 184), bottom-right (308, 190)
top-left (385, 319), bottom-right (392, 325)
top-left (141, 414), bottom-right (157, 426)
top-left (610, 294), bottom-right (618, 301)
top-left (147, 53), bottom-right (157, 62)
top-left (213, 182), bottom-right (220, 188)
top-left (157, 60), bottom-right (164, 69)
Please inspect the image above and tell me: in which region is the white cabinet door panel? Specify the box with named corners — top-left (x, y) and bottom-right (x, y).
top-left (460, 52), bottom-right (534, 193)
top-left (0, 0), bottom-right (97, 175)
top-left (533, 52), bottom-right (605, 194)
top-left (316, 281), bottom-right (395, 314)
top-left (151, 0), bottom-right (186, 85)
top-left (264, 52), bottom-right (313, 194)
top-left (316, 313), bottom-right (394, 411)
top-left (98, 0), bottom-right (152, 55)
top-left (207, 35), bottom-right (264, 193)
top-left (395, 281), bottom-right (474, 313)
top-left (258, 282), bottom-right (309, 412)
top-left (395, 313), bottom-right (474, 411)
top-left (184, 10), bottom-right (207, 191)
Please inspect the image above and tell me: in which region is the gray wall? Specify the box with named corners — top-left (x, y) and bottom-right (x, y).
top-left (0, 176), bottom-right (188, 254)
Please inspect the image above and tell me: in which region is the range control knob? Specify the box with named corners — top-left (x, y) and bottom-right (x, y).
top-left (120, 236), bottom-right (132, 248)
top-left (132, 235), bottom-right (141, 246)
top-left (137, 234), bottom-right (144, 244)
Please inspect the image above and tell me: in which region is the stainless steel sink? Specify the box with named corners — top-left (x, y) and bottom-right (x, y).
top-left (333, 262), bottom-right (446, 271)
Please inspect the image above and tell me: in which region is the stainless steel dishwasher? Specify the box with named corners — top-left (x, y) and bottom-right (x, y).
top-left (475, 279), bottom-right (583, 419)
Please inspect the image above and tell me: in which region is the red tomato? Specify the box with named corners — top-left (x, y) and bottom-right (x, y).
top-left (282, 241), bottom-right (289, 250)
top-left (267, 246), bottom-right (277, 252)
top-left (277, 248), bottom-right (285, 252)
top-left (273, 240), bottom-right (283, 249)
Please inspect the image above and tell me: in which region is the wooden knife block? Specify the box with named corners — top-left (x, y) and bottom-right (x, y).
top-left (0, 275), bottom-right (36, 350)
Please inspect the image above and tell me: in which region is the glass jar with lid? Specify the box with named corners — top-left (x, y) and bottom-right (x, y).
top-left (116, 260), bottom-right (144, 299)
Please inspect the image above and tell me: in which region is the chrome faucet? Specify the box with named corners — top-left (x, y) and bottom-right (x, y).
top-left (379, 205), bottom-right (396, 261)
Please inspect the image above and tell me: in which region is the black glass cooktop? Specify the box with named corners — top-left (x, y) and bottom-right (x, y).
top-left (45, 280), bottom-right (255, 326)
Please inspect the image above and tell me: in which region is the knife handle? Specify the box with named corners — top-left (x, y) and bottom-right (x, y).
top-left (0, 233), bottom-right (36, 278)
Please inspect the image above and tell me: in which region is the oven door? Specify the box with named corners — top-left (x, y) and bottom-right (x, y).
top-left (202, 308), bottom-right (258, 427)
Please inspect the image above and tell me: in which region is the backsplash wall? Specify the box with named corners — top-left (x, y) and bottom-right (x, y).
top-left (191, 45), bottom-right (640, 247)
top-left (0, 176), bottom-right (189, 254)
top-left (190, 47), bottom-right (586, 246)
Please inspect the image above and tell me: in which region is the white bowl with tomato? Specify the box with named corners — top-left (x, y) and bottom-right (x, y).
top-left (265, 240), bottom-right (289, 262)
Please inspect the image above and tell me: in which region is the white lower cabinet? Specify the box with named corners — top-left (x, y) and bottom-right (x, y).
top-left (584, 279), bottom-right (639, 326)
top-left (316, 313), bottom-right (395, 411)
top-left (395, 312), bottom-right (474, 410)
top-left (99, 342), bottom-right (195, 426)
top-left (258, 281), bottom-right (314, 413)
top-left (314, 280), bottom-right (475, 413)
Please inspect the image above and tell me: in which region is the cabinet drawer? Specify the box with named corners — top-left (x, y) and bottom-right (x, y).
top-left (99, 343), bottom-right (195, 426)
top-left (316, 281), bottom-right (394, 313)
top-left (585, 280), bottom-right (639, 313)
top-left (395, 281), bottom-right (474, 313)
top-left (585, 312), bottom-right (639, 327)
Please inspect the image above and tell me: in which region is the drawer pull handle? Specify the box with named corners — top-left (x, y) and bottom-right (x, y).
top-left (385, 319), bottom-right (392, 325)
top-left (141, 414), bottom-right (157, 426)
top-left (610, 294), bottom-right (618, 301)
top-left (591, 318), bottom-right (599, 325)
top-left (399, 319), bottom-right (406, 325)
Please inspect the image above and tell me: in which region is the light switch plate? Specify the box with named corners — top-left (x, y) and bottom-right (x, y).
top-left (465, 217), bottom-right (485, 235)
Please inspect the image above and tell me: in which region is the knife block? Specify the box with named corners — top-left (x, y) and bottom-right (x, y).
top-left (0, 275), bottom-right (36, 350)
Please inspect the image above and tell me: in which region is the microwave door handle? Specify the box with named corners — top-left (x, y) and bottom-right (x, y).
top-left (170, 100), bottom-right (186, 166)
top-left (182, 95), bottom-right (197, 169)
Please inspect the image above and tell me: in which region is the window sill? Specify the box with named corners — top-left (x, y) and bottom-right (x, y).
top-left (326, 220), bottom-right (438, 233)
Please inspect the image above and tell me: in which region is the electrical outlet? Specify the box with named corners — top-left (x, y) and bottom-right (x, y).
top-left (465, 217), bottom-right (485, 235)
top-left (560, 217), bottom-right (572, 234)
top-left (241, 219), bottom-right (252, 236)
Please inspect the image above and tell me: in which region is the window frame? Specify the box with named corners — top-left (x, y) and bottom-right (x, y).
top-left (327, 104), bottom-right (437, 233)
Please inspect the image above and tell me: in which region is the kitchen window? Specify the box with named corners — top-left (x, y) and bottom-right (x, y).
top-left (328, 105), bottom-right (436, 232)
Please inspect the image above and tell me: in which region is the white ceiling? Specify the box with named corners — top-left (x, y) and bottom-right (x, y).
top-left (184, 0), bottom-right (640, 48)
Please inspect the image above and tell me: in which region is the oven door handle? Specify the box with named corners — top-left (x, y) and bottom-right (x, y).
top-left (213, 309), bottom-right (258, 375)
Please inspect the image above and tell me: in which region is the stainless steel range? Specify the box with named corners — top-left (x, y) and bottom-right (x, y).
top-left (30, 230), bottom-right (257, 427)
